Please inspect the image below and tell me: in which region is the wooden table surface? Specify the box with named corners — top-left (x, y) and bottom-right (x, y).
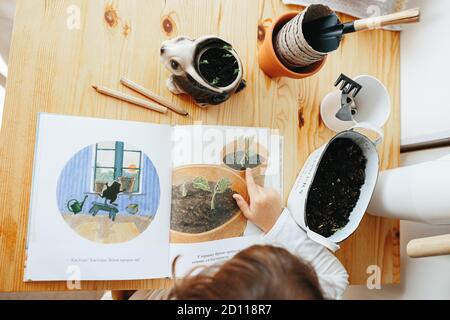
top-left (0, 0), bottom-right (400, 292)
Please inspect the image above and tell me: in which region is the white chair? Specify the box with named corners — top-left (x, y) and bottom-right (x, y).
top-left (407, 234), bottom-right (450, 258)
top-left (368, 152), bottom-right (450, 225)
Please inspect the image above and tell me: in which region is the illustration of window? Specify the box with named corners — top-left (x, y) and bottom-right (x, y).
top-left (94, 142), bottom-right (142, 193)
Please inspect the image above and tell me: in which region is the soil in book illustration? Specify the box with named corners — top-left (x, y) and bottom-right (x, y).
top-left (171, 179), bottom-right (238, 233)
top-left (57, 141), bottom-right (160, 244)
top-left (170, 165), bottom-right (248, 244)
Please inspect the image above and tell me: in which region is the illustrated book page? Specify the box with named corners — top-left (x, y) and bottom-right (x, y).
top-left (25, 114), bottom-right (173, 281)
top-left (169, 125), bottom-right (283, 275)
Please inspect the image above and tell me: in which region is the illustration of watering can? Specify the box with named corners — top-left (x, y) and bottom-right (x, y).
top-left (67, 195), bottom-right (88, 214)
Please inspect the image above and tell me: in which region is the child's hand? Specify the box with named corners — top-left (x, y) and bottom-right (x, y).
top-left (233, 169), bottom-right (283, 233)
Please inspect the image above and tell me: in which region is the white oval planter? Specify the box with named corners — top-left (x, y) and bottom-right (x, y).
top-left (288, 123), bottom-right (383, 252)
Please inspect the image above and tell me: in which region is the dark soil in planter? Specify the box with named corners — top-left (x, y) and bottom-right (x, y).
top-left (171, 181), bottom-right (239, 234)
top-left (223, 151), bottom-right (265, 171)
top-left (306, 138), bottom-right (367, 238)
top-left (198, 48), bottom-right (239, 87)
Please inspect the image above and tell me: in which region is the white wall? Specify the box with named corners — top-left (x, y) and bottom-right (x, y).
top-left (0, 0), bottom-right (15, 128)
top-left (401, 0), bottom-right (450, 146)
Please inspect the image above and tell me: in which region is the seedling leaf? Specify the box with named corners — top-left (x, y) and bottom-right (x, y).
top-left (193, 177), bottom-right (211, 192)
top-left (211, 178), bottom-right (231, 210)
top-left (223, 45), bottom-right (233, 51)
top-left (215, 178), bottom-right (231, 194)
top-left (211, 77), bottom-right (220, 85)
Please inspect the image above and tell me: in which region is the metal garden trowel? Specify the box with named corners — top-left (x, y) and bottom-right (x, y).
top-left (334, 74), bottom-right (363, 122)
top-left (303, 8), bottom-right (420, 53)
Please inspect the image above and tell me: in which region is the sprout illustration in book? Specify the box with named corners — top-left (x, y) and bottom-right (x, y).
top-left (223, 136), bottom-right (265, 172)
top-left (192, 176), bottom-right (231, 210)
top-left (57, 141), bottom-right (161, 244)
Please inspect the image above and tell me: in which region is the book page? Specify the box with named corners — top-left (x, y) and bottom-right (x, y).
top-left (25, 114), bottom-right (173, 281)
top-left (170, 125), bottom-right (282, 276)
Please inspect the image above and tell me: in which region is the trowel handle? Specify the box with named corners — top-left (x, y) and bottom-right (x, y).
top-left (354, 8), bottom-right (420, 31)
top-left (351, 122), bottom-right (384, 146)
top-left (407, 234), bottom-right (450, 258)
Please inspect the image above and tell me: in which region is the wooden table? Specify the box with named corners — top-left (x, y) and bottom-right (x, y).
top-left (0, 0), bottom-right (400, 292)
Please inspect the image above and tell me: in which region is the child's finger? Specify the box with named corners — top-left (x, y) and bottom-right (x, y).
top-left (245, 168), bottom-right (259, 197)
top-left (233, 194), bottom-right (252, 218)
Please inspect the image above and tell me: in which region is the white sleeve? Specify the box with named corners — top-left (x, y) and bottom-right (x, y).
top-left (262, 208), bottom-right (349, 299)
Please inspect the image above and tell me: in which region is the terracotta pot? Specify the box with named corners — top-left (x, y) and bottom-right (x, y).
top-left (95, 182), bottom-right (106, 193)
top-left (119, 176), bottom-right (136, 193)
top-left (258, 11), bottom-right (327, 79)
top-left (220, 141), bottom-right (269, 185)
top-left (170, 165), bottom-right (248, 244)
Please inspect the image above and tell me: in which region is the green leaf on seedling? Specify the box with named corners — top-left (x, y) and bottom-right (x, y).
top-left (233, 68), bottom-right (239, 76)
top-left (211, 178), bottom-right (231, 211)
top-left (223, 45), bottom-right (233, 51)
top-left (222, 53), bottom-right (233, 58)
top-left (199, 59), bottom-right (209, 65)
top-left (193, 177), bottom-right (211, 192)
top-left (214, 178), bottom-right (231, 194)
top-left (211, 77), bottom-right (220, 85)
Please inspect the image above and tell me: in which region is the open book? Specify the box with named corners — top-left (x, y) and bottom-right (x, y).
top-left (24, 114), bottom-right (283, 281)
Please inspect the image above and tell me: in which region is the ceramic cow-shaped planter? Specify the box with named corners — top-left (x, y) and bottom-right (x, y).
top-left (160, 35), bottom-right (246, 107)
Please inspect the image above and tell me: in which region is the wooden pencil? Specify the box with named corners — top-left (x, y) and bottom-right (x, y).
top-left (92, 85), bottom-right (168, 114)
top-left (120, 77), bottom-right (189, 116)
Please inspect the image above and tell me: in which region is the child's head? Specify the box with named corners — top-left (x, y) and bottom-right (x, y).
top-left (169, 245), bottom-right (324, 300)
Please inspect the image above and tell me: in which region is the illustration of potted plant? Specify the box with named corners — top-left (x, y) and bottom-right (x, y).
top-left (191, 176), bottom-right (231, 210)
top-left (119, 176), bottom-right (136, 193)
top-left (258, 5), bottom-right (330, 79)
top-left (220, 136), bottom-right (269, 184)
top-left (170, 165), bottom-right (248, 244)
top-left (95, 181), bottom-right (106, 193)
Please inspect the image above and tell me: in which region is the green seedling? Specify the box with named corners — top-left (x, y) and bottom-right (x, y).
top-left (238, 136), bottom-right (256, 168)
top-left (193, 176), bottom-right (211, 192)
top-left (223, 45), bottom-right (233, 51)
top-left (211, 178), bottom-right (231, 210)
top-left (192, 176), bottom-right (231, 210)
top-left (211, 77), bottom-right (221, 86)
top-left (199, 59), bottom-right (209, 65)
top-left (222, 53), bottom-right (233, 58)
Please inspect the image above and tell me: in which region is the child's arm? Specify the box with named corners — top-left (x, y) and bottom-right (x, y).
top-left (233, 169), bottom-right (349, 300)
top-left (262, 208), bottom-right (349, 299)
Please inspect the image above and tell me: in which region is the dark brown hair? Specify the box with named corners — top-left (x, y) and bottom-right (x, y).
top-left (168, 245), bottom-right (324, 300)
